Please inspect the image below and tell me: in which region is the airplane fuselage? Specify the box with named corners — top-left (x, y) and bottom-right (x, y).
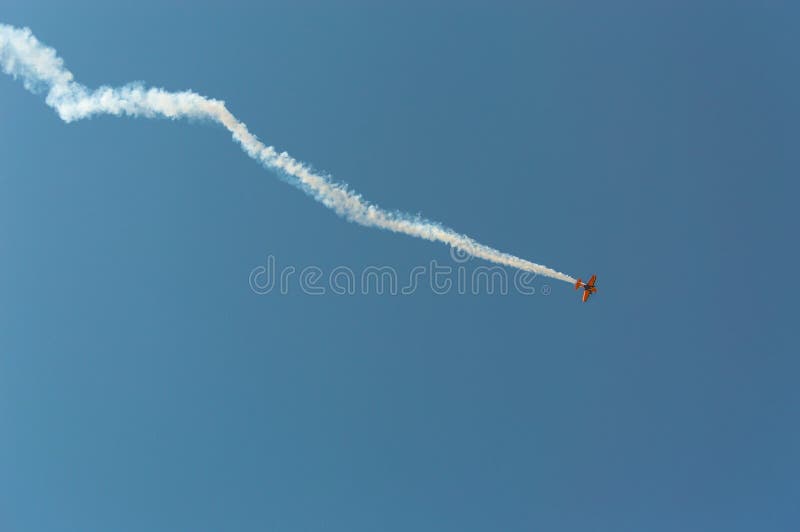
top-left (576, 275), bottom-right (598, 302)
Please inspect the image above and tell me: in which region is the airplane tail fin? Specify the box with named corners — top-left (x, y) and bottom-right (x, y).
top-left (575, 279), bottom-right (583, 290)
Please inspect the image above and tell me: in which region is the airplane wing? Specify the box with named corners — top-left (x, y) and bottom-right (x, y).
top-left (588, 274), bottom-right (597, 287)
top-left (582, 290), bottom-right (591, 302)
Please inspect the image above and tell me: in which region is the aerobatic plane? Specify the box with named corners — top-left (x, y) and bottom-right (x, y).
top-left (575, 274), bottom-right (597, 302)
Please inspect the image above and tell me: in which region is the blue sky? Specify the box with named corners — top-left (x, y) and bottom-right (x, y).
top-left (1, 2), bottom-right (797, 531)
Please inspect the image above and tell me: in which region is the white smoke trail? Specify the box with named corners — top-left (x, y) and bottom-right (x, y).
top-left (0, 24), bottom-right (576, 284)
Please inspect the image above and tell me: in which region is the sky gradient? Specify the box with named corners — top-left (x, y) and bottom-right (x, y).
top-left (1, 2), bottom-right (797, 531)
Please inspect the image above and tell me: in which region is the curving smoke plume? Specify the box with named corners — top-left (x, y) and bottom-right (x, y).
top-left (0, 24), bottom-right (576, 284)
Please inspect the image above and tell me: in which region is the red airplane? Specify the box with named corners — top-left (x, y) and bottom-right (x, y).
top-left (575, 274), bottom-right (597, 302)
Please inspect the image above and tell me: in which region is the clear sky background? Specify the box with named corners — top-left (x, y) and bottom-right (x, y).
top-left (1, 2), bottom-right (797, 531)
